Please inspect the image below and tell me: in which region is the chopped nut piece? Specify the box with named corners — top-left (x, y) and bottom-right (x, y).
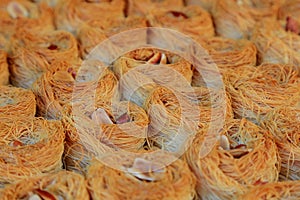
top-left (116, 112), bottom-right (131, 124)
top-left (233, 144), bottom-right (247, 149)
top-left (67, 68), bottom-right (76, 79)
top-left (91, 108), bottom-right (113, 124)
top-left (228, 148), bottom-right (252, 159)
top-left (253, 179), bottom-right (268, 186)
top-left (147, 53), bottom-right (161, 64)
top-left (160, 53), bottom-right (167, 64)
top-left (286, 16), bottom-right (299, 34)
top-left (127, 158), bottom-right (165, 181)
top-left (10, 140), bottom-right (23, 147)
top-left (219, 135), bottom-right (230, 150)
top-left (35, 189), bottom-right (57, 200)
top-left (168, 11), bottom-right (188, 19)
top-left (7, 2), bottom-right (29, 19)
top-left (48, 44), bottom-right (58, 50)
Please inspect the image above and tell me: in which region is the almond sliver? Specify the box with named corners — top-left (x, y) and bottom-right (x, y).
top-left (219, 135), bottom-right (230, 150)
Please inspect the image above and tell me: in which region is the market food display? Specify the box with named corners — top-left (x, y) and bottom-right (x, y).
top-left (0, 0), bottom-right (299, 199)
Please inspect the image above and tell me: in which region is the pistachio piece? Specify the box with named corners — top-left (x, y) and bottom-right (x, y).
top-left (7, 2), bottom-right (29, 19)
top-left (91, 108), bottom-right (113, 124)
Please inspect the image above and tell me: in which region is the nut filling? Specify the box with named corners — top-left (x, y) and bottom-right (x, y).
top-left (127, 158), bottom-right (165, 182)
top-left (219, 135), bottom-right (253, 159)
top-left (7, 2), bottom-right (29, 19)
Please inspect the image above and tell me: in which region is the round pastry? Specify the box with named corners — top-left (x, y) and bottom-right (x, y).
top-left (260, 106), bottom-right (300, 181)
top-left (78, 16), bottom-right (147, 59)
top-left (212, 0), bottom-right (281, 39)
top-left (0, 170), bottom-right (89, 200)
top-left (185, 119), bottom-right (280, 199)
top-left (226, 63), bottom-right (300, 123)
top-left (0, 85), bottom-right (36, 121)
top-left (95, 101), bottom-right (149, 152)
top-left (32, 61), bottom-right (80, 119)
top-left (193, 36), bottom-right (257, 73)
top-left (147, 5), bottom-right (214, 39)
top-left (0, 118), bottom-right (65, 187)
top-left (87, 151), bottom-right (196, 200)
top-left (113, 48), bottom-right (193, 83)
top-left (9, 29), bottom-right (79, 88)
top-left (144, 86), bottom-right (199, 153)
top-left (251, 19), bottom-right (300, 67)
top-left (55, 0), bottom-right (125, 34)
top-left (0, 0), bottom-right (54, 37)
